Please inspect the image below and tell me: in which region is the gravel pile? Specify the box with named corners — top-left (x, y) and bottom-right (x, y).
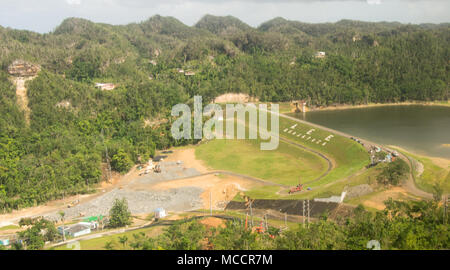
top-left (134, 162), bottom-right (201, 185)
top-left (346, 184), bottom-right (374, 198)
top-left (44, 187), bottom-right (203, 221)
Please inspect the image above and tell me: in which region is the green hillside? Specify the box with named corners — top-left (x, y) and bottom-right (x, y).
top-left (0, 15), bottom-right (448, 211)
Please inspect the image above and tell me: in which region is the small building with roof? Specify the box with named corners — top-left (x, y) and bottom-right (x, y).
top-left (0, 239), bottom-right (10, 246)
top-left (154, 208), bottom-right (167, 220)
top-left (58, 223), bottom-right (91, 238)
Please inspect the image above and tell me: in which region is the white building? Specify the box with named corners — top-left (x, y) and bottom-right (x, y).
top-left (154, 208), bottom-right (167, 219)
top-left (78, 221), bottom-right (98, 230)
top-left (0, 239), bottom-right (10, 246)
top-left (58, 224), bottom-right (91, 238)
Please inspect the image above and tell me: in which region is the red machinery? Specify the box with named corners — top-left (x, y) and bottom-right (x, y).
top-left (255, 221), bottom-right (264, 233)
top-left (288, 183), bottom-right (303, 194)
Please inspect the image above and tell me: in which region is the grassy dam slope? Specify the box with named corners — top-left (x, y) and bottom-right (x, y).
top-left (195, 113), bottom-right (369, 199)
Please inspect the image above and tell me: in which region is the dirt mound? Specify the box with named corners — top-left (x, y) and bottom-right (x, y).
top-left (346, 184), bottom-right (374, 198)
top-left (361, 187), bottom-right (411, 210)
top-left (151, 174), bottom-right (256, 210)
top-left (200, 217), bottom-right (225, 228)
top-left (164, 148), bottom-right (209, 173)
top-left (8, 60), bottom-right (41, 77)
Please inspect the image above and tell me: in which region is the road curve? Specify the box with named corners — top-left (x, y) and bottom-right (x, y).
top-left (276, 111), bottom-right (435, 199)
top-left (49, 214), bottom-right (237, 249)
top-left (278, 137), bottom-right (333, 184)
top-left (238, 117), bottom-right (335, 185)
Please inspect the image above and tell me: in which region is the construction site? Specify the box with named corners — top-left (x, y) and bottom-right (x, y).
top-left (0, 141), bottom-right (357, 248)
top-left (1, 108), bottom-right (445, 250)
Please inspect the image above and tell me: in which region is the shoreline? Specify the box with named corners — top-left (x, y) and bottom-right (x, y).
top-left (388, 145), bottom-right (450, 169)
top-left (287, 102), bottom-right (450, 164)
top-left (285, 110), bottom-right (450, 168)
top-left (306, 101), bottom-right (450, 112)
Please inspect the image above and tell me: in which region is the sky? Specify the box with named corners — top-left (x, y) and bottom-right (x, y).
top-left (0, 0), bottom-right (449, 33)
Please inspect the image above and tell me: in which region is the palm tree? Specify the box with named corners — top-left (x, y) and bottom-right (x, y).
top-left (104, 241), bottom-right (114, 250)
top-left (119, 236), bottom-right (128, 249)
top-left (58, 211), bottom-right (66, 242)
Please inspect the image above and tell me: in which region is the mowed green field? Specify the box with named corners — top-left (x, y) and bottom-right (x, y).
top-left (391, 147), bottom-right (450, 193)
top-left (195, 113), bottom-right (369, 199)
top-left (196, 139), bottom-right (328, 186)
top-left (279, 116), bottom-right (369, 186)
top-left (0, 225), bottom-right (19, 231)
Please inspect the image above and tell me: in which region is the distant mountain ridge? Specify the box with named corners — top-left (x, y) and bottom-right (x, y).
top-left (0, 14), bottom-right (448, 210)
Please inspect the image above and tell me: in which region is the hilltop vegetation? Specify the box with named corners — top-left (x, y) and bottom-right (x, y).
top-left (50, 199), bottom-right (449, 250)
top-left (0, 15), bottom-right (448, 211)
top-left (1, 15), bottom-right (448, 103)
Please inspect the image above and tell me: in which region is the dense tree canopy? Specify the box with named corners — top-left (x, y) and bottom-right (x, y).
top-left (126, 199), bottom-right (449, 250)
top-left (0, 15), bottom-right (448, 211)
top-left (109, 198), bottom-right (132, 228)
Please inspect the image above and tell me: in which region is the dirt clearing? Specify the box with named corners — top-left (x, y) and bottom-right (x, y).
top-left (360, 187), bottom-right (417, 210)
top-left (10, 76), bottom-right (36, 125)
top-left (200, 217), bottom-right (226, 228)
top-left (151, 173), bottom-right (260, 210)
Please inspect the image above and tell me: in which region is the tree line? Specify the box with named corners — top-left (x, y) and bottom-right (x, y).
top-left (0, 16), bottom-right (448, 210)
top-left (108, 199), bottom-right (450, 250)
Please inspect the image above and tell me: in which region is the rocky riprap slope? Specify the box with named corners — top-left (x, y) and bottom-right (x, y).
top-left (8, 60), bottom-right (41, 77)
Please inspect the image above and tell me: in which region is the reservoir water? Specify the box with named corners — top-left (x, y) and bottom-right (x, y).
top-left (292, 105), bottom-right (450, 159)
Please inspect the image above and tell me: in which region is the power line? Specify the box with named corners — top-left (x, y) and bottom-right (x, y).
top-left (250, 200), bottom-right (254, 227)
top-left (307, 200), bottom-right (310, 228)
top-left (302, 200), bottom-right (305, 228)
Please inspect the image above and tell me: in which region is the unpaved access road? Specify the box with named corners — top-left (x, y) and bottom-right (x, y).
top-left (274, 110), bottom-right (435, 199)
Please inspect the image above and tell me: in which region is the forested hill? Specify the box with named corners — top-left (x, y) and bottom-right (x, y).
top-left (1, 15), bottom-right (449, 103)
top-left (0, 15), bottom-right (448, 211)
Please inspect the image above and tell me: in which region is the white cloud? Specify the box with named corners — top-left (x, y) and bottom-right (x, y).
top-left (367, 0), bottom-right (382, 5)
top-left (0, 0), bottom-right (448, 33)
top-left (66, 0), bottom-right (81, 6)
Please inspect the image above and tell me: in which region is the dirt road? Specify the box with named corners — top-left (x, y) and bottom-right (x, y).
top-left (10, 76), bottom-right (36, 125)
top-left (274, 110), bottom-right (435, 199)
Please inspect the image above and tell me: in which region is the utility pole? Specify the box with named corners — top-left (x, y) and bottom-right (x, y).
top-left (303, 200), bottom-right (305, 228)
top-left (250, 200), bottom-right (254, 227)
top-left (307, 200), bottom-right (310, 228)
